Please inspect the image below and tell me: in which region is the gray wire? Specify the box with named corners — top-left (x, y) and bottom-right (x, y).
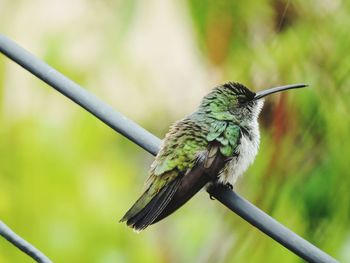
top-left (0, 34), bottom-right (339, 263)
top-left (207, 185), bottom-right (338, 263)
top-left (0, 221), bottom-right (52, 263)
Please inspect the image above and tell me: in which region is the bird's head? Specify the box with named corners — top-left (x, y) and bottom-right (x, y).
top-left (200, 82), bottom-right (307, 125)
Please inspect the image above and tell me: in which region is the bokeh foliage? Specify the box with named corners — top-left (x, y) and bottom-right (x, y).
top-left (0, 0), bottom-right (350, 262)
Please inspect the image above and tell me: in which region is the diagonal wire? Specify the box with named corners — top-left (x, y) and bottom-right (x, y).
top-left (0, 34), bottom-right (339, 263)
top-left (0, 220), bottom-right (52, 263)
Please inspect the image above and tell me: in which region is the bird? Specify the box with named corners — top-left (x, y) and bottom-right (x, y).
top-left (120, 82), bottom-right (307, 231)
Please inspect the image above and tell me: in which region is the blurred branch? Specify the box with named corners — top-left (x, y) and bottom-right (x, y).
top-left (0, 220), bottom-right (52, 263)
top-left (0, 34), bottom-right (339, 263)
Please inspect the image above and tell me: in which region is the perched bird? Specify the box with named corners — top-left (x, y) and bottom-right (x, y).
top-left (120, 82), bottom-right (307, 231)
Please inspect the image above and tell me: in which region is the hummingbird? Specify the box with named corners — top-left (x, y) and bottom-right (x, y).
top-left (120, 82), bottom-right (307, 231)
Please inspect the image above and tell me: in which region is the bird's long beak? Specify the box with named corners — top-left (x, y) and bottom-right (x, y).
top-left (254, 83), bottom-right (308, 100)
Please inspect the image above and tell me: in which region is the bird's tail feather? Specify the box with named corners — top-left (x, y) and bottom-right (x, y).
top-left (120, 176), bottom-right (182, 231)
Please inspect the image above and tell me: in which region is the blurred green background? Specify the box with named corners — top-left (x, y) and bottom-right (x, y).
top-left (0, 0), bottom-right (349, 262)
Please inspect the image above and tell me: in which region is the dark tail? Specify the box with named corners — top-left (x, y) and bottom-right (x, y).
top-left (120, 177), bottom-right (182, 231)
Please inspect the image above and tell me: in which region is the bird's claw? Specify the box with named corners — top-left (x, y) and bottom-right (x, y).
top-left (209, 195), bottom-right (215, 200)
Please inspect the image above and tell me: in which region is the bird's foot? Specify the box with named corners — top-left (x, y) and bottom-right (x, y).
top-left (208, 182), bottom-right (232, 200)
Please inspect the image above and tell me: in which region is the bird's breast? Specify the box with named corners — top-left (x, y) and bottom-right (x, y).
top-left (218, 124), bottom-right (260, 186)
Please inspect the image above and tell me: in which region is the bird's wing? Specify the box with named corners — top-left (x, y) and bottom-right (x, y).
top-left (120, 118), bottom-right (209, 230)
top-left (151, 119), bottom-right (240, 177)
top-left (151, 124), bottom-right (241, 224)
top-left (120, 119), bottom-right (241, 230)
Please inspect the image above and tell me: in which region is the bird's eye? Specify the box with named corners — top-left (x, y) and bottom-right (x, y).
top-left (238, 96), bottom-right (247, 104)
